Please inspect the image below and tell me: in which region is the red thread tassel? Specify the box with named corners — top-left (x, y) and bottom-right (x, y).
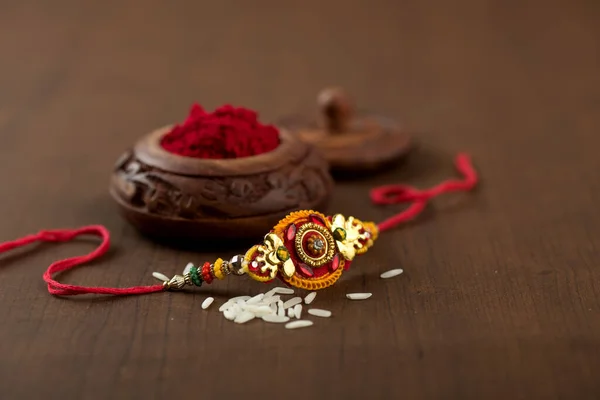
top-left (0, 225), bottom-right (163, 296)
top-left (370, 153), bottom-right (478, 232)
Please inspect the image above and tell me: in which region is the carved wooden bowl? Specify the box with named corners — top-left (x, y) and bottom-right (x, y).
top-left (109, 127), bottom-right (333, 241)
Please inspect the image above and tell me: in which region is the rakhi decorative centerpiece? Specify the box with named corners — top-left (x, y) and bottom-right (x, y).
top-left (162, 210), bottom-right (378, 292)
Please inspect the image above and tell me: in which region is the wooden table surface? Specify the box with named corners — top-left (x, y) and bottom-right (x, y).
top-left (1, 0), bottom-right (599, 399)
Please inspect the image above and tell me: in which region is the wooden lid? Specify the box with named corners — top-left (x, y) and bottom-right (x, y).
top-left (279, 87), bottom-right (412, 172)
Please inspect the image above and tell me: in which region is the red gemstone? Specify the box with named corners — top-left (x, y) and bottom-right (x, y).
top-left (286, 223), bottom-right (297, 241)
top-left (299, 263), bottom-right (314, 277)
top-left (309, 214), bottom-right (325, 226)
top-left (330, 253), bottom-right (340, 271)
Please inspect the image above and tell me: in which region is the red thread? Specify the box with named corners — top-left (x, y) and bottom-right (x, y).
top-left (0, 226), bottom-right (163, 296)
top-left (160, 104), bottom-right (280, 159)
top-left (371, 153), bottom-right (478, 232)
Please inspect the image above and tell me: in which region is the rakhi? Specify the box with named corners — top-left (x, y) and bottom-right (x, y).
top-left (0, 153), bottom-right (477, 296)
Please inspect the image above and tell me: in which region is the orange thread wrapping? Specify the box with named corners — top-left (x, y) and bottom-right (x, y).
top-left (272, 210), bottom-right (331, 235)
top-left (282, 260), bottom-right (345, 290)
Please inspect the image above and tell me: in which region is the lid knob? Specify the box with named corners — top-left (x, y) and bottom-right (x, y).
top-left (317, 87), bottom-right (354, 134)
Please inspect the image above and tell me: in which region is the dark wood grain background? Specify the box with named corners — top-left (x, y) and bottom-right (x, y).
top-left (1, 0), bottom-right (599, 399)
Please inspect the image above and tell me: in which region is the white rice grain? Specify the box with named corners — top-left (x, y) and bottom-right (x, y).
top-left (234, 311), bottom-right (255, 324)
top-left (287, 308), bottom-right (295, 318)
top-left (283, 297), bottom-right (302, 309)
top-left (262, 314), bottom-right (290, 323)
top-left (380, 268), bottom-right (404, 279)
top-left (244, 305), bottom-right (272, 316)
top-left (152, 272), bottom-right (170, 282)
top-left (346, 293), bottom-right (372, 300)
top-left (182, 262), bottom-right (194, 275)
top-left (294, 304), bottom-right (303, 319)
top-left (285, 320), bottom-right (314, 330)
top-left (307, 308), bottom-right (332, 318)
top-left (231, 304), bottom-right (242, 314)
top-left (264, 295), bottom-right (281, 305)
top-left (230, 295), bottom-right (251, 302)
top-left (223, 309), bottom-right (237, 320)
top-left (201, 297), bottom-right (214, 310)
top-left (246, 293), bottom-right (265, 305)
top-left (304, 292), bottom-right (317, 304)
top-left (219, 301), bottom-right (234, 312)
top-left (272, 287), bottom-right (295, 295)
top-left (277, 301), bottom-right (285, 317)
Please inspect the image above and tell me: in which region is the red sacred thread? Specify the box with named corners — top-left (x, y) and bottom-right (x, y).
top-left (0, 225), bottom-right (163, 296)
top-left (370, 153), bottom-right (478, 232)
top-left (160, 104), bottom-right (280, 159)
top-left (0, 154), bottom-right (477, 297)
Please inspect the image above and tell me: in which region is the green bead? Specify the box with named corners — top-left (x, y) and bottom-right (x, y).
top-left (190, 267), bottom-right (202, 287)
top-left (276, 246), bottom-right (290, 261)
top-left (333, 227), bottom-right (346, 241)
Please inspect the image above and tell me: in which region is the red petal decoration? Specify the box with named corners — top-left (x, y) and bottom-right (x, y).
top-left (286, 223), bottom-right (297, 241)
top-left (309, 214), bottom-right (325, 226)
top-left (330, 253), bottom-right (340, 272)
top-left (299, 263), bottom-right (314, 277)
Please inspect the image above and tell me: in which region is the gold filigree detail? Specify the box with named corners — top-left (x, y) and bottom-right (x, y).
top-left (244, 245), bottom-right (273, 282)
top-left (330, 214), bottom-right (372, 260)
top-left (294, 222), bottom-right (336, 267)
top-left (356, 221), bottom-right (379, 255)
top-left (256, 233), bottom-right (295, 278)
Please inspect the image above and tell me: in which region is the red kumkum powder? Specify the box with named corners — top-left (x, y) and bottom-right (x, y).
top-left (160, 104), bottom-right (280, 159)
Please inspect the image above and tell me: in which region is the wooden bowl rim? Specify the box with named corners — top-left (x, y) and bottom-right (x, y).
top-left (133, 126), bottom-right (307, 177)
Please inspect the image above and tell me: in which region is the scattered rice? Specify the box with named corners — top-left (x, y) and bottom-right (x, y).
top-left (285, 320), bottom-right (313, 329)
top-left (201, 297), bottom-right (214, 310)
top-left (304, 292), bottom-right (317, 304)
top-left (234, 311), bottom-right (255, 324)
top-left (216, 284), bottom-right (370, 327)
top-left (346, 293), bottom-right (372, 300)
top-left (262, 314), bottom-right (290, 323)
top-left (283, 297), bottom-right (302, 309)
top-left (294, 304), bottom-right (302, 319)
top-left (308, 308), bottom-right (332, 318)
top-left (380, 268), bottom-right (404, 279)
top-left (152, 272), bottom-right (170, 282)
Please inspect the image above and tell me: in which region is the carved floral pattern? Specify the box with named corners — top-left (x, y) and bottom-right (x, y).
top-left (111, 149), bottom-right (332, 220)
